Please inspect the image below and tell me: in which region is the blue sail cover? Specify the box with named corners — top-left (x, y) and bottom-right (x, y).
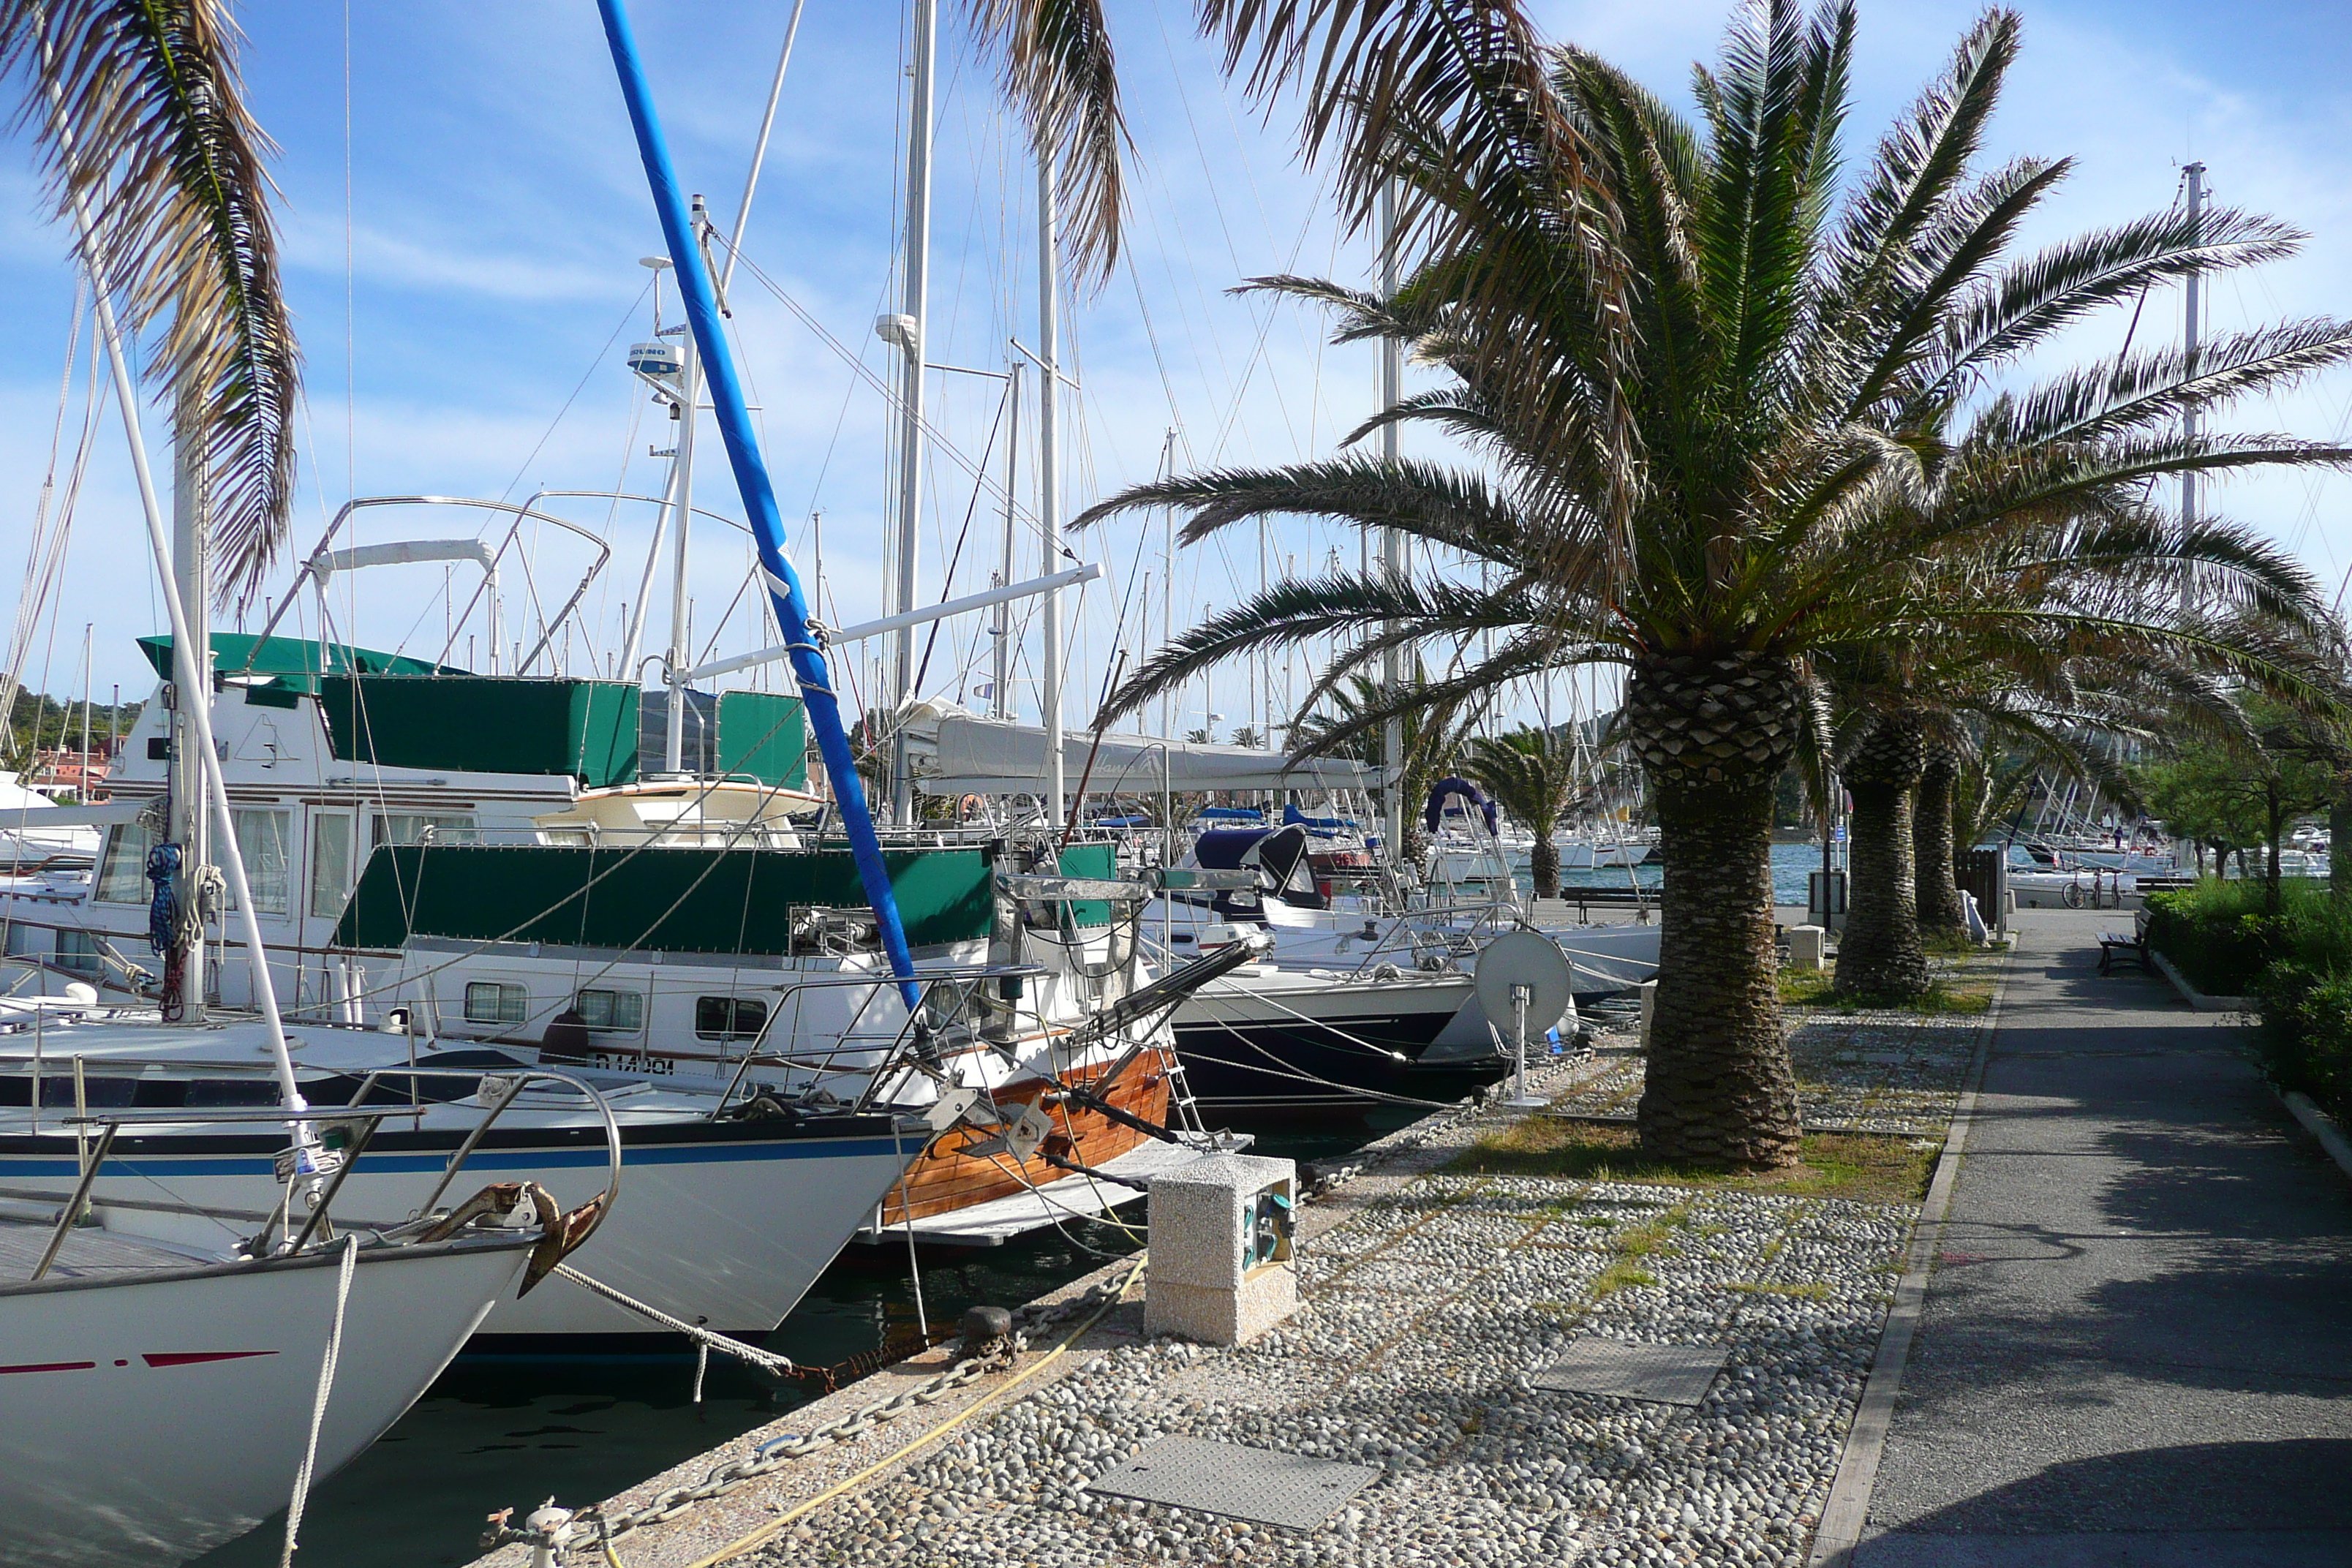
top-left (598, 0), bottom-right (916, 1006)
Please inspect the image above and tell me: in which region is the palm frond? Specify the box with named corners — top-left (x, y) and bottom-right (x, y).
top-left (1817, 7), bottom-right (2018, 347)
top-left (1913, 206), bottom-right (2306, 411)
top-left (966, 0), bottom-right (1127, 283)
top-left (3, 0), bottom-right (298, 611)
top-left (1978, 317), bottom-right (2352, 450)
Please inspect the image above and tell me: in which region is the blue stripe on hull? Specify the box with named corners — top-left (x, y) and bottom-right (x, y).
top-left (0, 1136), bottom-right (904, 1180)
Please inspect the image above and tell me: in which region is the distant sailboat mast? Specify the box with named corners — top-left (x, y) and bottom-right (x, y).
top-left (2180, 160), bottom-right (2205, 614)
top-left (1379, 181), bottom-right (1406, 853)
top-left (883, 0), bottom-right (941, 824)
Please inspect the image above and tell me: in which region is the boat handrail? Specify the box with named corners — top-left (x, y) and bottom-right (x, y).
top-left (709, 962), bottom-right (1051, 1119)
top-left (408, 1071), bottom-right (621, 1248)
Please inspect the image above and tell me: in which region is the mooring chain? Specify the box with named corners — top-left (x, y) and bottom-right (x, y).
top-left (480, 1262), bottom-right (1143, 1558)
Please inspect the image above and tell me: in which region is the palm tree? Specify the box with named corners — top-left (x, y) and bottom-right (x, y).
top-left (1076, 2), bottom-right (2352, 1167)
top-left (1831, 549), bottom-right (2341, 984)
top-left (0, 0), bottom-right (298, 610)
top-left (1460, 728), bottom-right (1586, 897)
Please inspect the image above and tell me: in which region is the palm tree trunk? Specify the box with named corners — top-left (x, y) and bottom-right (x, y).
top-left (1530, 833), bottom-right (1560, 898)
top-left (1914, 745), bottom-right (1968, 935)
top-left (1835, 713), bottom-right (1931, 998)
top-left (1626, 653), bottom-right (1804, 1170)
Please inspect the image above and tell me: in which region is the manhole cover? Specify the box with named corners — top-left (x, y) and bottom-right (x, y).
top-left (1083, 1436), bottom-right (1379, 1530)
top-left (1529, 1338), bottom-right (1728, 1406)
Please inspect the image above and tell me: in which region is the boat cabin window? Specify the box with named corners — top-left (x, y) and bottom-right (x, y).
top-left (55, 929), bottom-right (101, 974)
top-left (92, 821), bottom-right (156, 904)
top-left (695, 995), bottom-right (768, 1041)
top-left (464, 981), bottom-right (529, 1026)
top-left (374, 813), bottom-right (478, 849)
top-left (576, 987), bottom-right (644, 1032)
top-left (309, 812), bottom-right (355, 918)
top-left (224, 809), bottom-right (291, 916)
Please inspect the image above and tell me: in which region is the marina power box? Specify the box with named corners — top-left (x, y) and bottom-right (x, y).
top-left (1145, 1153), bottom-right (1297, 1346)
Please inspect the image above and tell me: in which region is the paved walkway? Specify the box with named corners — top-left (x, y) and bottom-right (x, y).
top-left (1856, 910), bottom-right (2352, 1567)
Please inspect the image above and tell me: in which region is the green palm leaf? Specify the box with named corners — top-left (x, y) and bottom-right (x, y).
top-left (2, 0), bottom-right (298, 611)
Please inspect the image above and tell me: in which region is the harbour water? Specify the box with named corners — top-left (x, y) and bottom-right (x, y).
top-left (1546, 838), bottom-right (1826, 905)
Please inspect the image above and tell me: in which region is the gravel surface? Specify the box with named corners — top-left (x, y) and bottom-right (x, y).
top-left (735, 968), bottom-right (1999, 1568)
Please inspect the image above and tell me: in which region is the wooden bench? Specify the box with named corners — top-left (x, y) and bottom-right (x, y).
top-left (2098, 930), bottom-right (2152, 976)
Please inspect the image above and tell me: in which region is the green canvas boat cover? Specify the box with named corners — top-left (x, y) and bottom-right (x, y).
top-left (318, 676), bottom-right (641, 787)
top-left (1057, 842), bottom-right (1117, 927)
top-left (333, 843), bottom-right (995, 953)
top-left (715, 689), bottom-right (807, 788)
top-left (139, 632), bottom-right (461, 682)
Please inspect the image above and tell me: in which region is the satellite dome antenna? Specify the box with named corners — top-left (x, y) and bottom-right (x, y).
top-left (1474, 930), bottom-right (1577, 1110)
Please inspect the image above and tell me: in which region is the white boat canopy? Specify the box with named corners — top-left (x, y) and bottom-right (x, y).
top-left (899, 704), bottom-right (1388, 794)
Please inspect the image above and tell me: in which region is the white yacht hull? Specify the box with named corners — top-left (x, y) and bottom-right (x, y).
top-left (0, 1235), bottom-right (529, 1568)
top-left (0, 1117), bottom-right (917, 1344)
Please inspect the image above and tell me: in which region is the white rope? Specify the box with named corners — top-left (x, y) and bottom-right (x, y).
top-left (282, 1235), bottom-right (360, 1567)
top-left (552, 1262), bottom-right (795, 1377)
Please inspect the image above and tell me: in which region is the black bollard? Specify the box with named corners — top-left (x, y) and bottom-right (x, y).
top-left (960, 1304), bottom-right (1012, 1357)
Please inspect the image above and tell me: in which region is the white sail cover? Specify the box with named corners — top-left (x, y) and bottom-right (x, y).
top-left (0, 770), bottom-right (107, 859)
top-left (900, 706), bottom-right (1386, 794)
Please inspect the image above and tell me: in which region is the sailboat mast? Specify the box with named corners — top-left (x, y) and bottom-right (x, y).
top-left (665, 211), bottom-right (704, 774)
top-left (651, 7), bottom-right (806, 757)
top-left (1159, 428), bottom-right (1175, 739)
top-left (2180, 160), bottom-right (2204, 614)
top-left (168, 402), bottom-right (210, 1013)
top-left (1378, 181), bottom-right (1406, 854)
top-left (995, 360), bottom-right (1022, 723)
top-left (1038, 141), bottom-right (1066, 826)
top-left (888, 0), bottom-right (939, 824)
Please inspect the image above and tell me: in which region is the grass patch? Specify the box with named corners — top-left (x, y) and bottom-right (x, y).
top-left (1590, 1262), bottom-right (1659, 1297)
top-left (1776, 968), bottom-right (1991, 1014)
top-left (1449, 1119), bottom-right (1940, 1205)
top-left (1921, 930), bottom-right (1986, 958)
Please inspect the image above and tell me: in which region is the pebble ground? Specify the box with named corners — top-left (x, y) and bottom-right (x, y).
top-left (728, 954), bottom-right (2003, 1568)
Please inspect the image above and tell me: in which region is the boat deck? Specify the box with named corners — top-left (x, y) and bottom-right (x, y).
top-left (858, 1137), bottom-right (1237, 1247)
top-left (0, 1213), bottom-right (219, 1284)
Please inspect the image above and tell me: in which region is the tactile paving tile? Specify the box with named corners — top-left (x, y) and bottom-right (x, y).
top-left (1083, 1436), bottom-right (1380, 1530)
top-left (1528, 1337), bottom-right (1729, 1406)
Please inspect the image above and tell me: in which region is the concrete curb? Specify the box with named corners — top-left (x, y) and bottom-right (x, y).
top-left (2148, 948), bottom-right (2252, 1013)
top-left (1804, 941), bottom-right (2016, 1568)
top-left (2282, 1090), bottom-right (2352, 1184)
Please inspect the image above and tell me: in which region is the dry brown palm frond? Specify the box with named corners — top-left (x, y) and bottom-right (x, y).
top-left (967, 0), bottom-right (1127, 284)
top-left (1, 0), bottom-right (298, 613)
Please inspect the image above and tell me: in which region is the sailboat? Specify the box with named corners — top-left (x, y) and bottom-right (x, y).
top-left (0, 1118), bottom-right (559, 1567)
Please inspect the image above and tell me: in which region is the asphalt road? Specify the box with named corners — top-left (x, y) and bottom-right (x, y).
top-left (1855, 910), bottom-right (2352, 1568)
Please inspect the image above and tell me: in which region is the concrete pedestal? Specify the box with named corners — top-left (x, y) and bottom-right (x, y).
top-left (1787, 924), bottom-right (1828, 970)
top-left (1145, 1153), bottom-right (1297, 1346)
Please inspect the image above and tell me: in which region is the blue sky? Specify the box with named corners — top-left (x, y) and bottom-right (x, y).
top-left (3, 1), bottom-right (2350, 744)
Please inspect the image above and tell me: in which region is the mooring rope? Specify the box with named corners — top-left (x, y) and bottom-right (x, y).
top-left (552, 1262), bottom-right (796, 1379)
top-left (282, 1235), bottom-right (359, 1566)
